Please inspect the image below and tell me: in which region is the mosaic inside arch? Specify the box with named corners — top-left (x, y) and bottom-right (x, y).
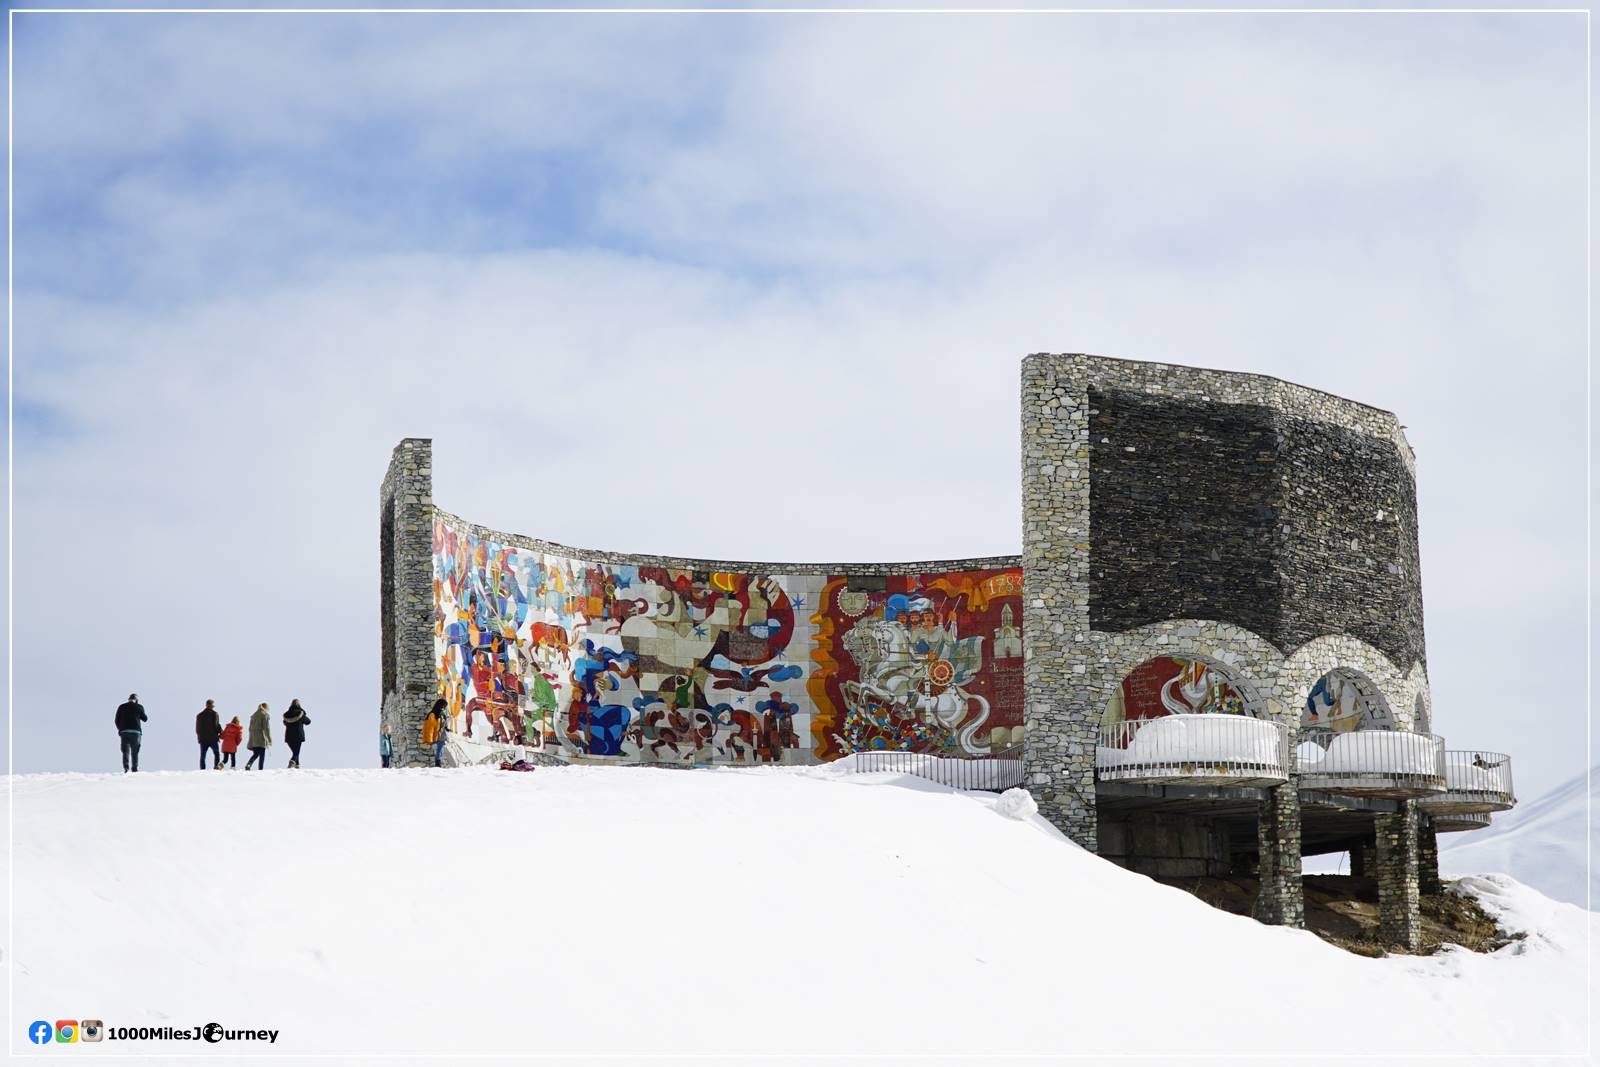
top-left (1103, 656), bottom-right (1251, 727)
top-left (1301, 669), bottom-right (1393, 733)
top-left (431, 517), bottom-right (1025, 764)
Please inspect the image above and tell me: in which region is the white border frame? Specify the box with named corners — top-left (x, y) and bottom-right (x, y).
top-left (4, 5), bottom-right (1590, 1060)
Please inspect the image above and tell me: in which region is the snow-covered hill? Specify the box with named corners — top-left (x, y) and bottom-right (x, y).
top-left (1440, 766), bottom-right (1595, 909)
top-left (9, 766), bottom-right (1592, 1061)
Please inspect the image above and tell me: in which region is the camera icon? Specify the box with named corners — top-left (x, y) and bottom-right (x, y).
top-left (82, 1019), bottom-right (104, 1042)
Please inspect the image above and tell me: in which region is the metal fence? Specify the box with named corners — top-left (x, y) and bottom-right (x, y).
top-left (1419, 750), bottom-right (1515, 814)
top-left (1095, 714), bottom-right (1289, 784)
top-left (1295, 727), bottom-right (1446, 797)
top-left (838, 748), bottom-right (1025, 792)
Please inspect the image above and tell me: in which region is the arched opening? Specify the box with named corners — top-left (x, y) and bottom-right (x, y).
top-left (1096, 656), bottom-right (1285, 787)
top-left (1414, 693), bottom-right (1431, 735)
top-left (1297, 668), bottom-right (1443, 799)
top-left (1102, 655), bottom-right (1264, 731)
top-left (1299, 668), bottom-right (1394, 732)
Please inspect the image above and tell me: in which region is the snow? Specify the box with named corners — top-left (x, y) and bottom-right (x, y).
top-left (1101, 713), bottom-right (1281, 766)
top-left (9, 766), bottom-right (1593, 1061)
top-left (994, 786), bottom-right (1038, 820)
top-left (1300, 730), bottom-right (1441, 775)
top-left (1446, 762), bottom-right (1512, 793)
top-left (1440, 765), bottom-right (1597, 910)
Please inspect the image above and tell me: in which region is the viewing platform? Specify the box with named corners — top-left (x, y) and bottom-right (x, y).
top-left (1094, 714), bottom-right (1289, 789)
top-left (1432, 809), bottom-right (1493, 833)
top-left (1418, 751), bottom-right (1516, 815)
top-left (1295, 728), bottom-right (1446, 799)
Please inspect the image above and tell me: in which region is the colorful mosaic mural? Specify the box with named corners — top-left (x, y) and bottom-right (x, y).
top-left (431, 517), bottom-right (1024, 763)
top-left (1302, 669), bottom-right (1391, 733)
top-left (1103, 656), bottom-right (1249, 726)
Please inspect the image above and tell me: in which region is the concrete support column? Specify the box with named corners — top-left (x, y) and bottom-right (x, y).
top-left (379, 438), bottom-right (437, 769)
top-left (1375, 802), bottom-right (1421, 950)
top-left (1255, 783), bottom-right (1305, 927)
top-left (1417, 812), bottom-right (1443, 895)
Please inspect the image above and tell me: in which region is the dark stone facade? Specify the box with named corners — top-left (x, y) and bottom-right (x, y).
top-left (1086, 387), bottom-right (1425, 669)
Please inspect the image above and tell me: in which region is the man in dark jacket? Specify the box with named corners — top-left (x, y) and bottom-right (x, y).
top-left (115, 694), bottom-right (147, 773)
top-left (196, 700), bottom-right (223, 770)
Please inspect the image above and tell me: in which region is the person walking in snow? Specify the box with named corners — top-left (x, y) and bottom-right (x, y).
top-left (196, 699), bottom-right (223, 770)
top-left (115, 693), bottom-right (147, 773)
top-left (421, 699), bottom-right (448, 767)
top-left (245, 703), bottom-right (272, 769)
top-left (380, 721), bottom-right (393, 768)
top-left (283, 700), bottom-right (311, 768)
top-left (220, 715), bottom-right (243, 769)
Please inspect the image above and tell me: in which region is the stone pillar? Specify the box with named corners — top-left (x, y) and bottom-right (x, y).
top-left (1375, 802), bottom-right (1421, 950)
top-left (380, 438), bottom-right (437, 768)
top-left (1255, 783), bottom-right (1305, 927)
top-left (1417, 812), bottom-right (1442, 895)
top-left (1019, 355), bottom-right (1098, 850)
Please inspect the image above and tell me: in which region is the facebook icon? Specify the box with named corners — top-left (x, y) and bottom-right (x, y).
top-left (27, 1020), bottom-right (53, 1044)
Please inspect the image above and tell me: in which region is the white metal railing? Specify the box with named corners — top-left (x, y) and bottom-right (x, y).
top-left (1095, 714), bottom-right (1289, 784)
top-left (837, 749), bottom-right (1025, 791)
top-left (1295, 728), bottom-right (1446, 797)
top-left (1418, 751), bottom-right (1515, 814)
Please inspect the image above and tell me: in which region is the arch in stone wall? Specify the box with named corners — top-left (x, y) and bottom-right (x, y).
top-left (1277, 634), bottom-right (1409, 730)
top-left (1092, 619), bottom-right (1283, 723)
top-left (1101, 653), bottom-right (1267, 730)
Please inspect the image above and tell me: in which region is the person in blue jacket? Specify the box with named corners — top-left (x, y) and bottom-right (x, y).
top-left (380, 722), bottom-right (393, 768)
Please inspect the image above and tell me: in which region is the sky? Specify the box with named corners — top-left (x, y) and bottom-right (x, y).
top-left (7, 8), bottom-right (1589, 802)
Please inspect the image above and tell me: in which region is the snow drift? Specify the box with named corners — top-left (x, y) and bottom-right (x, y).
top-left (9, 765), bottom-right (1592, 1059)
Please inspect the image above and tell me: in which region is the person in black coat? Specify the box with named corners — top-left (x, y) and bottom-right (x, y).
top-left (114, 693), bottom-right (147, 773)
top-left (195, 700), bottom-right (223, 770)
top-left (283, 700), bottom-right (311, 768)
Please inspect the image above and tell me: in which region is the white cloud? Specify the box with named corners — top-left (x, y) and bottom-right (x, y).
top-left (10, 13), bottom-right (1587, 803)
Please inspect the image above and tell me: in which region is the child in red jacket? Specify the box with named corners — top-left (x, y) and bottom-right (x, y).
top-left (220, 716), bottom-right (244, 769)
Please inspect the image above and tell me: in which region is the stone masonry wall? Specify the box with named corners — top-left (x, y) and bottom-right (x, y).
top-left (1020, 356), bottom-right (1099, 849)
top-left (1257, 783), bottom-right (1305, 927)
top-left (1021, 354), bottom-right (1428, 932)
top-left (1417, 814), bottom-right (1443, 896)
top-left (1087, 388), bottom-right (1424, 669)
top-left (379, 438), bottom-right (436, 769)
top-left (1375, 803), bottom-right (1422, 949)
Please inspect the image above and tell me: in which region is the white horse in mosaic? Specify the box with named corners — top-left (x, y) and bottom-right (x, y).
top-left (841, 616), bottom-right (992, 755)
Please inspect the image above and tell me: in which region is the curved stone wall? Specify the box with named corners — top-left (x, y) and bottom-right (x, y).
top-left (420, 508), bottom-right (1023, 767)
